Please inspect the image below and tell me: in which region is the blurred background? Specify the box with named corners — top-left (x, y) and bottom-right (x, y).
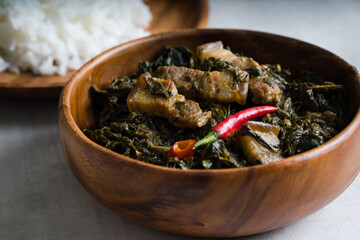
top-left (208, 0), bottom-right (359, 70)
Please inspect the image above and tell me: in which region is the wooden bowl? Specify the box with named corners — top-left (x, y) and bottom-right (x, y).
top-left (58, 29), bottom-right (360, 237)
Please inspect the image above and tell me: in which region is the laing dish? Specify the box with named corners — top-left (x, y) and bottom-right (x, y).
top-left (84, 41), bottom-right (349, 169)
top-left (58, 29), bottom-right (360, 237)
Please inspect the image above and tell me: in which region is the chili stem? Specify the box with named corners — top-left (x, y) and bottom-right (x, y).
top-left (193, 132), bottom-right (217, 149)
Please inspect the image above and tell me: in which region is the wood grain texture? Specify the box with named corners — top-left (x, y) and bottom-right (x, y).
top-left (0, 0), bottom-right (208, 99)
top-left (58, 29), bottom-right (360, 237)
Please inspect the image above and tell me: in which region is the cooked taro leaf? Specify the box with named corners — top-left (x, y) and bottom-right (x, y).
top-left (245, 67), bottom-right (262, 78)
top-left (89, 85), bottom-right (127, 127)
top-left (262, 72), bottom-right (348, 157)
top-left (83, 127), bottom-right (112, 148)
top-left (175, 101), bottom-right (191, 117)
top-left (266, 108), bottom-right (339, 157)
top-left (263, 64), bottom-right (290, 88)
top-left (135, 46), bottom-right (195, 77)
top-left (200, 57), bottom-right (248, 84)
top-left (166, 157), bottom-right (196, 170)
top-left (84, 112), bottom-right (174, 165)
top-left (194, 139), bottom-right (244, 169)
top-left (278, 111), bottom-right (338, 156)
top-left (144, 76), bottom-right (173, 98)
top-left (207, 102), bottom-right (232, 124)
top-left (89, 76), bottom-right (138, 126)
top-left (166, 138), bottom-right (243, 169)
top-left (84, 45), bottom-right (349, 169)
top-left (99, 102), bottom-right (129, 127)
top-left (281, 72), bottom-right (346, 113)
top-left (107, 76), bottom-right (137, 98)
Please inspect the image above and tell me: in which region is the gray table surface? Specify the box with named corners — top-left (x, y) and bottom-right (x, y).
top-left (1, 0), bottom-right (360, 239)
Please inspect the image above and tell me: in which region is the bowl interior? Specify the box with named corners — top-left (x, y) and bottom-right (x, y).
top-left (65, 29), bottom-right (360, 142)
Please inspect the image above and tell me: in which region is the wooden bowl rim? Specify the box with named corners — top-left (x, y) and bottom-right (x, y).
top-left (59, 28), bottom-right (360, 174)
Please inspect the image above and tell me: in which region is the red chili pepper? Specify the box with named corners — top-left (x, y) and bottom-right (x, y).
top-left (167, 139), bottom-right (197, 160)
top-left (167, 106), bottom-right (278, 160)
top-left (193, 106), bottom-right (278, 148)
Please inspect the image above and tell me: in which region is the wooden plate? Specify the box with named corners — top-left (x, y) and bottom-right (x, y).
top-left (0, 0), bottom-right (208, 98)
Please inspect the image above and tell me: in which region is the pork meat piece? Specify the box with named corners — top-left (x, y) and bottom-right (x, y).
top-left (249, 66), bottom-right (282, 105)
top-left (127, 72), bottom-right (211, 129)
top-left (197, 41), bottom-right (282, 105)
top-left (236, 121), bottom-right (283, 165)
top-left (155, 66), bottom-right (249, 104)
top-left (197, 41), bottom-right (261, 71)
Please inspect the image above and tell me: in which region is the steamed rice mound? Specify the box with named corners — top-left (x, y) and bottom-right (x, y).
top-left (0, 0), bottom-right (152, 75)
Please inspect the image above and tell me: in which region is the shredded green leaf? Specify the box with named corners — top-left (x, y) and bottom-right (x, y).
top-left (84, 46), bottom-right (349, 169)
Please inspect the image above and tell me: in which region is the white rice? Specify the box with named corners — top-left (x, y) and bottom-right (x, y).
top-left (0, 0), bottom-right (152, 75)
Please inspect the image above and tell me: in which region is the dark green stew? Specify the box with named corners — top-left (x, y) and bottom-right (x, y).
top-left (83, 41), bottom-right (349, 169)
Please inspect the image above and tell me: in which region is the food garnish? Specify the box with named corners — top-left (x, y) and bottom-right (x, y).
top-left (194, 106), bottom-right (278, 149)
top-left (167, 140), bottom-right (197, 160)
